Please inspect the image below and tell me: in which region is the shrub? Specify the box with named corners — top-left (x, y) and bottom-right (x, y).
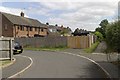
top-left (94, 31), bottom-right (103, 42)
top-left (106, 21), bottom-right (120, 53)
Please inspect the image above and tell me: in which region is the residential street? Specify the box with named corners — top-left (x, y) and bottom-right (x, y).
top-left (1, 1), bottom-right (120, 80)
top-left (12, 50), bottom-right (108, 78)
top-left (2, 55), bottom-right (31, 78)
top-left (61, 49), bottom-right (119, 78)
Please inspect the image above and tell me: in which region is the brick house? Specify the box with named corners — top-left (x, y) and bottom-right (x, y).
top-left (0, 12), bottom-right (48, 37)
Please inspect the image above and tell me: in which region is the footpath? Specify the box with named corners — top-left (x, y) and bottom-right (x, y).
top-left (61, 42), bottom-right (120, 79)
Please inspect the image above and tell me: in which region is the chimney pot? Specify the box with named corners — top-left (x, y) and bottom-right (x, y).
top-left (20, 12), bottom-right (24, 17)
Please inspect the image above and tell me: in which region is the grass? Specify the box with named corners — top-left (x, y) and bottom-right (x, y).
top-left (111, 61), bottom-right (120, 68)
top-left (0, 60), bottom-right (11, 67)
top-left (84, 41), bottom-right (100, 53)
top-left (24, 46), bottom-right (67, 52)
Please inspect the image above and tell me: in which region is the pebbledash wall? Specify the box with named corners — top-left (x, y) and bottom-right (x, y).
top-left (15, 35), bottom-right (96, 49)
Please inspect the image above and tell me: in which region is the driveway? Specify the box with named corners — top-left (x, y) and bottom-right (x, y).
top-left (13, 50), bottom-right (108, 78)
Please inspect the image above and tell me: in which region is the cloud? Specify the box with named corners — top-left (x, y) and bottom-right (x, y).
top-left (44, 2), bottom-right (117, 31)
top-left (0, 1), bottom-right (118, 31)
top-left (27, 6), bottom-right (50, 16)
top-left (0, 6), bottom-right (29, 17)
top-left (1, 0), bottom-right (119, 2)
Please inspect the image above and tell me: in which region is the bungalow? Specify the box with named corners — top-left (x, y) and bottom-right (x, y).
top-left (0, 12), bottom-right (48, 37)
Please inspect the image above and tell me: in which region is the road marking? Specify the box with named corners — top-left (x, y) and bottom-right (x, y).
top-left (92, 53), bottom-right (106, 55)
top-left (62, 52), bottom-right (112, 79)
top-left (8, 55), bottom-right (33, 78)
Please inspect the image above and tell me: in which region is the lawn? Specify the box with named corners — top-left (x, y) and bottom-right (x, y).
top-left (0, 60), bottom-right (11, 68)
top-left (111, 61), bottom-right (120, 68)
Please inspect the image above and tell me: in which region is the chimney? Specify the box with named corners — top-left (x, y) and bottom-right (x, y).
top-left (20, 11), bottom-right (24, 17)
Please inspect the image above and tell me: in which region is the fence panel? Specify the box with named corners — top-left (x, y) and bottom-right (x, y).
top-left (67, 36), bottom-right (91, 49)
top-left (15, 35), bottom-right (95, 49)
top-left (0, 37), bottom-right (14, 60)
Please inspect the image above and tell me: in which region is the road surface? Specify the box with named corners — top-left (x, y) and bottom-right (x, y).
top-left (13, 50), bottom-right (108, 78)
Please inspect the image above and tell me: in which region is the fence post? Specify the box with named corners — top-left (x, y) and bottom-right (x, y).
top-left (9, 39), bottom-right (13, 61)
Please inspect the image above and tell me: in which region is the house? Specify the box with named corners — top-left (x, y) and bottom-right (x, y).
top-left (47, 24), bottom-right (61, 36)
top-left (48, 25), bottom-right (58, 33)
top-left (58, 26), bottom-right (72, 36)
top-left (0, 12), bottom-right (48, 37)
top-left (47, 24), bottom-right (72, 36)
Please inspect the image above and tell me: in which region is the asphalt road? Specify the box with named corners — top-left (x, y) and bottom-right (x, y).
top-left (2, 55), bottom-right (31, 78)
top-left (14, 50), bottom-right (108, 78)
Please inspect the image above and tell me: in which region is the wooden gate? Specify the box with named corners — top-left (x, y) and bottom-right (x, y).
top-left (67, 36), bottom-right (89, 49)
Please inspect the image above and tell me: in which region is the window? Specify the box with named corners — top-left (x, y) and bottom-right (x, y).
top-left (39, 28), bottom-right (40, 31)
top-left (4, 24), bottom-right (8, 30)
top-left (20, 25), bottom-right (24, 31)
top-left (41, 28), bottom-right (44, 32)
top-left (26, 27), bottom-right (29, 31)
top-left (22, 26), bottom-right (24, 31)
top-left (17, 26), bottom-right (19, 30)
top-left (49, 29), bottom-right (52, 32)
top-left (30, 27), bottom-right (33, 31)
top-left (20, 26), bottom-right (22, 31)
top-left (35, 27), bottom-right (37, 31)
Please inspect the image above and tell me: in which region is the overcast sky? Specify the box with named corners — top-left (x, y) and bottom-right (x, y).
top-left (0, 0), bottom-right (119, 31)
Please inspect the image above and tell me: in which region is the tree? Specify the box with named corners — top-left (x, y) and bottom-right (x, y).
top-left (99, 19), bottom-right (109, 29)
top-left (106, 20), bottom-right (120, 53)
top-left (73, 28), bottom-right (80, 36)
top-left (99, 19), bottom-right (109, 38)
top-left (95, 19), bottom-right (109, 38)
top-left (95, 27), bottom-right (103, 33)
top-left (94, 31), bottom-right (103, 42)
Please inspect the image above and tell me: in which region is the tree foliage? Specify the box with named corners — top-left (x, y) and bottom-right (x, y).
top-left (99, 19), bottom-right (109, 29)
top-left (94, 31), bottom-right (103, 42)
top-left (106, 20), bottom-right (120, 53)
top-left (96, 19), bottom-right (109, 38)
top-left (73, 28), bottom-right (80, 36)
top-left (73, 28), bottom-right (89, 36)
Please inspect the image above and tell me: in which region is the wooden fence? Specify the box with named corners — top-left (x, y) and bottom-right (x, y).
top-left (0, 37), bottom-right (14, 60)
top-left (15, 35), bottom-right (96, 49)
top-left (67, 35), bottom-right (95, 49)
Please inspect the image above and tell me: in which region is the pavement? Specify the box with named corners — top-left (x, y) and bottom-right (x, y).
top-left (94, 41), bottom-right (107, 53)
top-left (2, 55), bottom-right (31, 78)
top-left (61, 49), bottom-right (120, 78)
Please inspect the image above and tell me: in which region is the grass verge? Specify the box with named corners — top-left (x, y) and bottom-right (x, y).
top-left (84, 41), bottom-right (100, 53)
top-left (0, 60), bottom-right (11, 67)
top-left (111, 61), bottom-right (120, 68)
top-left (24, 46), bottom-right (67, 52)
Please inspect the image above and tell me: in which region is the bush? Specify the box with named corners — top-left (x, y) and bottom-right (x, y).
top-left (106, 21), bottom-right (120, 53)
top-left (94, 31), bottom-right (103, 42)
